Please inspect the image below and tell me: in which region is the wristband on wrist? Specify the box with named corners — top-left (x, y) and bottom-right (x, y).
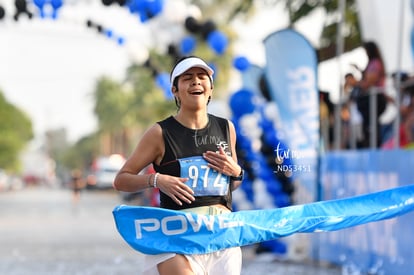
top-left (230, 168), bottom-right (244, 181)
top-left (153, 172), bottom-right (159, 188)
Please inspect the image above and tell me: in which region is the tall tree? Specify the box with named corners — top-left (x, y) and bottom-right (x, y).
top-left (209, 0), bottom-right (361, 61)
top-left (289, 0), bottom-right (360, 61)
top-left (0, 91), bottom-right (33, 171)
top-left (261, 0), bottom-right (361, 61)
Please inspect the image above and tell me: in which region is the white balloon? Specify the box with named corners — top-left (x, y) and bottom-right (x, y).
top-left (162, 0), bottom-right (189, 23)
top-left (186, 5), bottom-right (202, 20)
top-left (263, 102), bottom-right (280, 124)
top-left (239, 113), bottom-right (262, 140)
top-left (250, 138), bottom-right (262, 152)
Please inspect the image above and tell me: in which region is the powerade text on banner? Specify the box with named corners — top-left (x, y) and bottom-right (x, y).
top-left (113, 185), bottom-right (414, 255)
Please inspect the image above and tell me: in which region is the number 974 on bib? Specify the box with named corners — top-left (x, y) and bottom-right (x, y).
top-left (179, 156), bottom-right (230, 196)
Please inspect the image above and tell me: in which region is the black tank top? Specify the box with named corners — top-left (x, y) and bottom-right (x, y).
top-left (153, 114), bottom-right (233, 210)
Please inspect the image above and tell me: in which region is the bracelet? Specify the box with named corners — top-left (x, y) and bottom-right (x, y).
top-left (153, 172), bottom-right (159, 188)
top-left (147, 174), bottom-right (153, 188)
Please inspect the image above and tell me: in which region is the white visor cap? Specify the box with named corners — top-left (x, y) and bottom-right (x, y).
top-left (170, 57), bottom-right (214, 88)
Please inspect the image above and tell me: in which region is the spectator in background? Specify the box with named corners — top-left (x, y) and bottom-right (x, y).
top-left (70, 169), bottom-right (85, 204)
top-left (398, 73), bottom-right (414, 141)
top-left (383, 72), bottom-right (414, 148)
top-left (344, 73), bottom-right (364, 148)
top-left (401, 77), bottom-right (414, 147)
top-left (319, 90), bottom-right (334, 150)
top-left (351, 41), bottom-right (389, 148)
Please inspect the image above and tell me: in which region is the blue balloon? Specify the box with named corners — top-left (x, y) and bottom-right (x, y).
top-left (229, 89), bottom-right (257, 118)
top-left (51, 10), bottom-right (61, 19)
top-left (117, 36), bottom-right (125, 46)
top-left (135, 0), bottom-right (146, 10)
top-left (274, 193), bottom-right (291, 208)
top-left (105, 29), bottom-right (114, 38)
top-left (237, 136), bottom-right (252, 151)
top-left (156, 72), bottom-right (173, 100)
top-left (233, 56), bottom-right (250, 71)
top-left (51, 0), bottom-right (63, 10)
top-left (129, 0), bottom-right (164, 22)
top-left (180, 36), bottom-right (196, 54)
top-left (33, 0), bottom-right (45, 18)
top-left (33, 0), bottom-right (46, 8)
top-left (138, 12), bottom-right (149, 23)
top-left (258, 240), bottom-right (287, 254)
top-left (207, 30), bottom-right (228, 55)
top-left (146, 0), bottom-right (164, 17)
top-left (266, 179), bottom-right (282, 195)
top-left (127, 0), bottom-right (143, 14)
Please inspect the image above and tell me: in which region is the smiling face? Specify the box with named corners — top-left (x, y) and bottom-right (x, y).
top-left (172, 67), bottom-right (213, 110)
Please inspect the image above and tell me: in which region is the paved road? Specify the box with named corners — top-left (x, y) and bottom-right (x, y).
top-left (0, 187), bottom-right (341, 275)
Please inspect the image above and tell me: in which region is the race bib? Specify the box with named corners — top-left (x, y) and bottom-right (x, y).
top-left (179, 156), bottom-right (230, 196)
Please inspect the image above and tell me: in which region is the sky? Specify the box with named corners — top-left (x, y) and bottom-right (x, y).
top-left (0, 0), bottom-right (368, 145)
top-left (1, 0), bottom-right (145, 143)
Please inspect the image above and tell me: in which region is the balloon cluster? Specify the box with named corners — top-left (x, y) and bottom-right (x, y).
top-left (229, 89), bottom-right (293, 210)
top-left (101, 0), bottom-right (164, 23)
top-left (100, 0), bottom-right (172, 97)
top-left (156, 15), bottom-right (229, 97)
top-left (4, 0), bottom-right (164, 23)
top-left (180, 16), bottom-right (228, 55)
top-left (231, 58), bottom-right (295, 207)
top-left (86, 19), bottom-right (126, 46)
top-left (165, 16), bottom-right (229, 69)
top-left (33, 0), bottom-right (63, 19)
top-left (127, 0), bottom-right (164, 22)
top-left (3, 0), bottom-right (224, 101)
top-left (229, 62), bottom-right (295, 256)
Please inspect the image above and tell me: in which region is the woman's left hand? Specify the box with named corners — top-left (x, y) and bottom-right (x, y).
top-left (203, 146), bottom-right (241, 177)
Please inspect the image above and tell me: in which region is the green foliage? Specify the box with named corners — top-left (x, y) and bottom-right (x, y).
top-left (124, 64), bottom-right (172, 127)
top-left (289, 2), bottom-right (319, 24)
top-left (94, 77), bottom-right (131, 132)
top-left (191, 0), bottom-right (256, 22)
top-left (60, 134), bottom-right (100, 171)
top-left (267, 0), bottom-right (361, 60)
top-left (0, 91), bottom-right (33, 171)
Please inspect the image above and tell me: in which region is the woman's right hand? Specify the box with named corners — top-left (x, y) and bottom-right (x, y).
top-left (156, 174), bottom-right (195, 206)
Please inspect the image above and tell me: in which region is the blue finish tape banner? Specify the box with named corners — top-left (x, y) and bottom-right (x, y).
top-left (113, 185), bottom-right (414, 255)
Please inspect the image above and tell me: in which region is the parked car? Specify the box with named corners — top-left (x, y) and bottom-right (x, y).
top-left (87, 154), bottom-right (125, 190)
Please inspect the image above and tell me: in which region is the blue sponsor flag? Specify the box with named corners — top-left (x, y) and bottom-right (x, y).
top-left (263, 29), bottom-right (319, 202)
